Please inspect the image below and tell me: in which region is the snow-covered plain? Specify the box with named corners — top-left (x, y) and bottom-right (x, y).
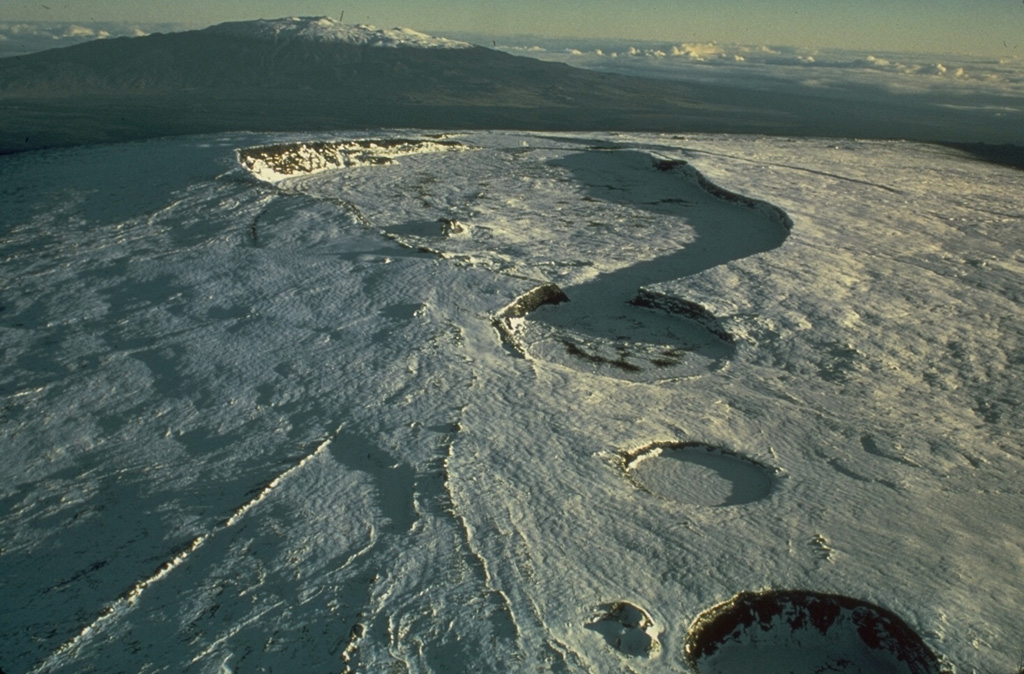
top-left (1, 130), bottom-right (1022, 673)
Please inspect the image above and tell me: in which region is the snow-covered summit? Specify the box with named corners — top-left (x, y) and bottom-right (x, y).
top-left (206, 16), bottom-right (473, 49)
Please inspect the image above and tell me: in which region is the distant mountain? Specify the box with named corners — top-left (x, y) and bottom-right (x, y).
top-left (3, 17), bottom-right (1016, 154)
top-left (204, 17), bottom-right (476, 49)
top-left (0, 17), bottom-right (744, 153)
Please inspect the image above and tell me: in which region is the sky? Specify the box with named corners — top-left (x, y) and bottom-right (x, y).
top-left (2, 0), bottom-right (1022, 56)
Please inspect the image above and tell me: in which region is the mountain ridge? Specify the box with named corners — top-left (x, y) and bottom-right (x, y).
top-left (3, 17), bottom-right (1018, 153)
top-left (1, 17), bottom-right (732, 153)
top-left (203, 16), bottom-right (474, 49)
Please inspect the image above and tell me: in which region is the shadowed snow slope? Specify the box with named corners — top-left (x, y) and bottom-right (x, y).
top-left (1, 130), bottom-right (1022, 673)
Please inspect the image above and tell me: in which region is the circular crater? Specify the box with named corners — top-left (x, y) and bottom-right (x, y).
top-left (623, 443), bottom-right (775, 507)
top-left (492, 283), bottom-right (734, 382)
top-left (685, 590), bottom-right (945, 674)
top-left (519, 316), bottom-right (733, 382)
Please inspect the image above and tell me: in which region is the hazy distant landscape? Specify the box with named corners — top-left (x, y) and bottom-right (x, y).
top-left (1, 17), bottom-right (1021, 153)
top-left (1, 14), bottom-right (1023, 674)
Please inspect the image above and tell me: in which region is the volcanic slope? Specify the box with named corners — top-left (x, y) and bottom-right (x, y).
top-left (1, 130), bottom-right (1023, 673)
top-left (0, 16), bottom-right (737, 153)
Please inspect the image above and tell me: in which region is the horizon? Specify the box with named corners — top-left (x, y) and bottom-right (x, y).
top-left (2, 7), bottom-right (1024, 674)
top-left (1, 1), bottom-right (1023, 58)
top-left (2, 13), bottom-right (1022, 150)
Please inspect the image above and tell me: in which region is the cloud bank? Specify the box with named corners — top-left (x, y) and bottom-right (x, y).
top-left (3, 22), bottom-right (1021, 144)
top-left (0, 21), bottom-right (180, 57)
top-left (480, 35), bottom-right (1023, 142)
top-left (493, 37), bottom-right (1021, 93)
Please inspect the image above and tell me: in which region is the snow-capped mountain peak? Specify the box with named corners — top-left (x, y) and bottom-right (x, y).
top-left (205, 16), bottom-right (474, 49)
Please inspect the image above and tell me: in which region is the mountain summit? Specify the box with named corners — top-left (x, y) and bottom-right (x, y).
top-left (0, 17), bottom-right (730, 153)
top-left (1, 17), bottom-right (1017, 153)
top-left (205, 16), bottom-right (474, 49)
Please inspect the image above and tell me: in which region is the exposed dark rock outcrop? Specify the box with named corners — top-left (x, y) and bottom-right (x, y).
top-left (629, 288), bottom-right (734, 342)
top-left (492, 283), bottom-right (569, 356)
top-left (686, 590), bottom-right (946, 674)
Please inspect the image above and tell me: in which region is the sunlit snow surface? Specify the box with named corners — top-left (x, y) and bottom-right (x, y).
top-left (1, 131), bottom-right (1023, 673)
top-left (207, 16), bottom-right (473, 49)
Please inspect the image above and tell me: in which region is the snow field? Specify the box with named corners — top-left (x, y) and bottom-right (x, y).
top-left (207, 17), bottom-right (475, 50)
top-left (1, 130), bottom-right (1022, 673)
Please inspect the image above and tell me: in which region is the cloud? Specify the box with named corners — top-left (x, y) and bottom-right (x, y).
top-left (63, 25), bottom-right (104, 38)
top-left (669, 42), bottom-right (729, 60)
top-left (483, 35), bottom-right (1022, 130)
top-left (463, 33), bottom-right (1023, 109)
top-left (56, 25), bottom-right (115, 41)
top-left (538, 38), bottom-right (989, 86)
top-left (0, 21), bottom-right (174, 56)
top-left (500, 44), bottom-right (547, 54)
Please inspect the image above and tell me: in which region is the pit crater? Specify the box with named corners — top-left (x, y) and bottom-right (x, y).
top-left (686, 590), bottom-right (946, 674)
top-left (622, 442), bottom-right (775, 507)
